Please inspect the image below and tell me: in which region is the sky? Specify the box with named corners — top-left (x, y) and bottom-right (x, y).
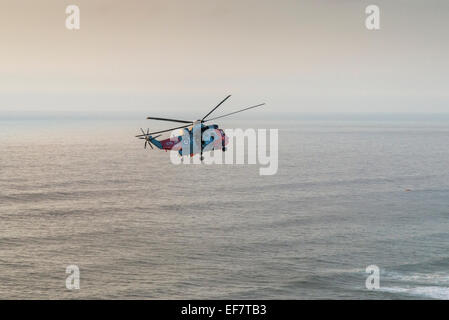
top-left (0, 0), bottom-right (448, 117)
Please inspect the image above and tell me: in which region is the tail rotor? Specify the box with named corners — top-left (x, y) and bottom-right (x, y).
top-left (138, 128), bottom-right (161, 149)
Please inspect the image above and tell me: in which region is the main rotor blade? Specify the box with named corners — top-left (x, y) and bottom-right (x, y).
top-left (146, 124), bottom-right (192, 135)
top-left (146, 117), bottom-right (193, 124)
top-left (201, 95), bottom-right (231, 122)
top-left (204, 103), bottom-right (265, 122)
top-left (136, 134), bottom-right (163, 140)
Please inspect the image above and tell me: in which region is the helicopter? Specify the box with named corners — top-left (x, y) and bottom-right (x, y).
top-left (135, 95), bottom-right (265, 160)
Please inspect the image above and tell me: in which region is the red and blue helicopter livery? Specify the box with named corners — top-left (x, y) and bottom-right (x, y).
top-left (136, 95), bottom-right (264, 160)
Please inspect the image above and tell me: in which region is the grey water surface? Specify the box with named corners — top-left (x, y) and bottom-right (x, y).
top-left (1, 117), bottom-right (449, 299)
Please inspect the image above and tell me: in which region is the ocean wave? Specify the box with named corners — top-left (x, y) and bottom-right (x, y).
top-left (385, 271), bottom-right (449, 285)
top-left (378, 270), bottom-right (449, 299)
top-left (381, 286), bottom-right (449, 300)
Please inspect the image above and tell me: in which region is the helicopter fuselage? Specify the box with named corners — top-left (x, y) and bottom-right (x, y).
top-left (155, 124), bottom-right (229, 156)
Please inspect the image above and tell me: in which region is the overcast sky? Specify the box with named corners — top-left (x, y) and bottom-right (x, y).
top-left (0, 0), bottom-right (448, 117)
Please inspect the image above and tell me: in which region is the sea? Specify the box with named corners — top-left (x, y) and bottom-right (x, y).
top-left (1, 115), bottom-right (449, 299)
